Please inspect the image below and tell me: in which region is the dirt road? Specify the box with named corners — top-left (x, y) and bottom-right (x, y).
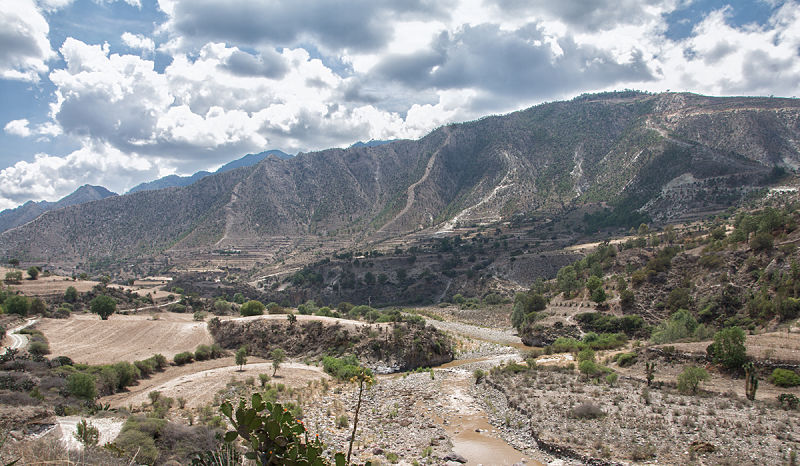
top-left (1, 318), bottom-right (37, 355)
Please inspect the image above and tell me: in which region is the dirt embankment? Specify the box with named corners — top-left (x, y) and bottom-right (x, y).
top-left (37, 313), bottom-right (213, 364)
top-left (210, 317), bottom-right (455, 372)
top-left (102, 357), bottom-right (330, 410)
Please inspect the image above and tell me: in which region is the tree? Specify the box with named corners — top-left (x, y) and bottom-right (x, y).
top-left (4, 295), bottom-right (30, 316)
top-left (90, 295), bottom-right (116, 320)
top-left (591, 287), bottom-right (607, 304)
top-left (271, 348), bottom-right (286, 376)
top-left (30, 298), bottom-right (46, 315)
top-left (620, 289), bottom-right (635, 310)
top-left (677, 366), bottom-right (709, 395)
top-left (27, 266), bottom-right (39, 280)
top-left (235, 347), bottom-right (247, 371)
top-left (67, 372), bottom-right (97, 400)
top-left (240, 300), bottom-right (265, 317)
top-left (7, 258), bottom-right (19, 267)
top-left (4, 271), bottom-right (22, 283)
top-left (586, 275), bottom-right (603, 292)
top-left (64, 286), bottom-right (78, 303)
top-left (557, 265), bottom-right (578, 296)
top-left (708, 326), bottom-right (747, 370)
top-left (286, 313), bottom-right (297, 326)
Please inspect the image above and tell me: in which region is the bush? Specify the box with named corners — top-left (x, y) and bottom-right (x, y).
top-left (134, 359), bottom-right (157, 377)
top-left (569, 402), bottom-right (605, 419)
top-left (614, 352), bottom-right (638, 367)
top-left (750, 232), bottom-right (774, 252)
top-left (321, 355), bottom-right (370, 381)
top-left (677, 366), bottom-right (709, 395)
top-left (66, 372), bottom-right (97, 400)
top-left (28, 341), bottom-right (50, 356)
top-left (64, 286), bottom-right (78, 303)
top-left (240, 300), bottom-right (265, 317)
top-left (771, 368), bottom-right (800, 387)
top-left (195, 344), bottom-right (212, 361)
top-left (4, 295), bottom-right (30, 316)
top-left (174, 352), bottom-right (194, 365)
top-left (193, 310), bottom-right (207, 321)
top-left (708, 326), bottom-right (747, 370)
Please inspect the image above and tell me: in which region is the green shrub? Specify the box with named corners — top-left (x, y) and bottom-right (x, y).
top-left (4, 295), bottom-right (30, 316)
top-left (240, 300), bottom-right (265, 317)
top-left (66, 372), bottom-right (97, 400)
top-left (677, 366), bottom-right (709, 395)
top-left (174, 352), bottom-right (194, 365)
top-left (614, 352), bottom-right (638, 367)
top-left (321, 355), bottom-right (371, 381)
top-left (195, 344), bottom-right (212, 361)
top-left (770, 369), bottom-right (800, 387)
top-left (708, 326), bottom-right (747, 370)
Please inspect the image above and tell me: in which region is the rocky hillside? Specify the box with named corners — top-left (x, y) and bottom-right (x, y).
top-left (2, 92), bottom-right (799, 272)
top-left (209, 317), bottom-right (454, 372)
top-left (0, 185), bottom-right (116, 234)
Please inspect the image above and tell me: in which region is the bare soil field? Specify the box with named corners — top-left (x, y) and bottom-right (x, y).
top-left (0, 267), bottom-right (174, 301)
top-left (657, 329), bottom-right (800, 364)
top-left (103, 357), bottom-right (329, 410)
top-left (36, 312), bottom-right (213, 364)
top-left (1, 267), bottom-right (98, 297)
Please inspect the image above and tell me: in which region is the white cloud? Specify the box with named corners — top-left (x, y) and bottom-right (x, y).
top-left (121, 32), bottom-right (155, 54)
top-left (4, 0), bottom-right (800, 210)
top-left (37, 0), bottom-right (75, 12)
top-left (649, 5), bottom-right (800, 97)
top-left (0, 0), bottom-right (55, 82)
top-left (0, 140), bottom-right (158, 209)
top-left (3, 119), bottom-right (62, 139)
top-left (4, 119), bottom-right (31, 137)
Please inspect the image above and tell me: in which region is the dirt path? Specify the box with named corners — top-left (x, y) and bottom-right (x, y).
top-left (102, 358), bottom-right (329, 409)
top-left (378, 128), bottom-right (450, 233)
top-left (37, 313), bottom-right (213, 364)
top-left (1, 318), bottom-right (37, 355)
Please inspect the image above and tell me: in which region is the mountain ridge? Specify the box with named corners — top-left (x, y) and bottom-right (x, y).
top-left (2, 91), bottom-right (799, 273)
top-left (127, 149), bottom-right (292, 194)
top-left (0, 184), bottom-right (116, 234)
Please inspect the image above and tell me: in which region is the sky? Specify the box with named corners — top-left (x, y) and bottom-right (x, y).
top-left (0, 0), bottom-right (799, 210)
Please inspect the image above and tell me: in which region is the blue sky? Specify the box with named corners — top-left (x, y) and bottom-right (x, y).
top-left (0, 0), bottom-right (798, 210)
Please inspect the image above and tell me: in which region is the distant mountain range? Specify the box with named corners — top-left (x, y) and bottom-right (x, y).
top-left (2, 91), bottom-right (799, 271)
top-left (0, 185), bottom-right (116, 234)
top-left (127, 149), bottom-right (292, 194)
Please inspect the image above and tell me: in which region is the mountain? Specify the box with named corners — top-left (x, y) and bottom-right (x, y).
top-left (2, 92), bottom-right (799, 271)
top-left (0, 185), bottom-right (116, 234)
top-left (127, 149), bottom-right (292, 194)
top-left (349, 140), bottom-right (396, 149)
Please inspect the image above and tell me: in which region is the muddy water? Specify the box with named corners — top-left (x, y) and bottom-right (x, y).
top-left (433, 356), bottom-right (544, 466)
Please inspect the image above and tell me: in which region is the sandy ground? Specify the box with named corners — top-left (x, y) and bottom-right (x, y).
top-left (54, 416), bottom-right (125, 451)
top-left (229, 313), bottom-right (392, 331)
top-left (102, 357), bottom-right (329, 409)
top-left (37, 312), bottom-right (213, 364)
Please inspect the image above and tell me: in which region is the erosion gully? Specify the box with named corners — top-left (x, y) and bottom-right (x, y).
top-left (401, 320), bottom-right (543, 466)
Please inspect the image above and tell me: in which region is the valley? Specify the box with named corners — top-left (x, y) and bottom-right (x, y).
top-left (0, 92), bottom-right (800, 465)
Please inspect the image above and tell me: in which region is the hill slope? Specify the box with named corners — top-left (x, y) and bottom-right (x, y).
top-left (2, 92), bottom-right (799, 271)
top-left (0, 185), bottom-right (116, 234)
top-left (127, 149), bottom-right (292, 194)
